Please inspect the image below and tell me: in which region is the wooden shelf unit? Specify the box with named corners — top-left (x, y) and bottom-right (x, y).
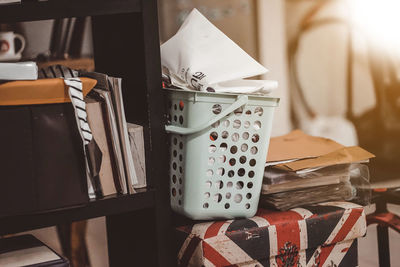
top-left (0, 0), bottom-right (141, 23)
top-left (0, 189), bottom-right (155, 235)
top-left (0, 0), bottom-right (172, 266)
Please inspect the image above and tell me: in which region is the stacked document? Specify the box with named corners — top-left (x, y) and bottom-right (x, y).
top-left (260, 130), bottom-right (374, 210)
top-left (83, 72), bottom-right (146, 197)
top-left (262, 182), bottom-right (355, 211)
top-left (263, 164), bottom-right (351, 195)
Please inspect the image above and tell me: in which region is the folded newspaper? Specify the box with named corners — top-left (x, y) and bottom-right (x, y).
top-left (161, 8), bottom-right (277, 94)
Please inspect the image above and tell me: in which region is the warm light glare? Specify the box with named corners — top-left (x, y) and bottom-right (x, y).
top-left (350, 0), bottom-right (400, 50)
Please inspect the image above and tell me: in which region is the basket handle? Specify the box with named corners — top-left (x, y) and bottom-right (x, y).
top-left (165, 95), bottom-right (249, 135)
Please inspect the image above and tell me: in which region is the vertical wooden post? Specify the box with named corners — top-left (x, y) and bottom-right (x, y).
top-left (92, 0), bottom-right (172, 264)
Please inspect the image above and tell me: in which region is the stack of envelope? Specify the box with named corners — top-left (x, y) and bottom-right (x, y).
top-left (260, 130), bottom-right (374, 210)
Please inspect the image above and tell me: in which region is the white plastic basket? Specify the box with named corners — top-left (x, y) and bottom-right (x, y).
top-left (165, 89), bottom-right (279, 220)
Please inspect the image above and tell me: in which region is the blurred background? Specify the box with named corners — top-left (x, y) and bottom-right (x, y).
top-left (3, 0), bottom-right (400, 266)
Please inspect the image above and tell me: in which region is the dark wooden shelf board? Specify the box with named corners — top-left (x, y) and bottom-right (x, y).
top-left (0, 0), bottom-right (142, 23)
top-left (0, 188), bottom-right (155, 235)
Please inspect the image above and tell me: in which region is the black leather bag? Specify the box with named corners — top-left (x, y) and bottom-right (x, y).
top-left (0, 103), bottom-right (88, 216)
top-left (0, 77), bottom-right (98, 217)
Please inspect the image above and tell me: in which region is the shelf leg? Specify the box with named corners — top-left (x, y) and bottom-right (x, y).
top-left (377, 225), bottom-right (390, 267)
top-left (106, 208), bottom-right (157, 266)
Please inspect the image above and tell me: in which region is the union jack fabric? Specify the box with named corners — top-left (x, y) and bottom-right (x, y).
top-left (176, 201), bottom-right (366, 267)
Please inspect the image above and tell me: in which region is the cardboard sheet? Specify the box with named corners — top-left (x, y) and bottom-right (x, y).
top-left (0, 78), bottom-right (97, 106)
top-left (276, 146), bottom-right (375, 171)
top-left (267, 130), bottom-right (344, 163)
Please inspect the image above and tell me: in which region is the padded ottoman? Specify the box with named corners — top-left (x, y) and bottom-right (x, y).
top-left (176, 201), bottom-right (366, 267)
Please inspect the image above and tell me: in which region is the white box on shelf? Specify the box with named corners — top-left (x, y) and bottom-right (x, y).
top-left (127, 123), bottom-right (147, 189)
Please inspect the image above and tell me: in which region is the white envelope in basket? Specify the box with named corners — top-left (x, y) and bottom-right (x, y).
top-left (161, 8), bottom-right (275, 94)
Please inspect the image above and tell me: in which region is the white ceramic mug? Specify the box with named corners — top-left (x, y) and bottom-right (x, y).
top-left (0, 31), bottom-right (26, 61)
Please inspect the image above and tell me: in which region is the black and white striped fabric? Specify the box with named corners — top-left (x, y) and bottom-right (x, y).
top-left (64, 77), bottom-right (93, 145)
top-left (39, 64), bottom-right (79, 79)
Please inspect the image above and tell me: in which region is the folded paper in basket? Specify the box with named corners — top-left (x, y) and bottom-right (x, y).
top-left (161, 8), bottom-right (277, 94)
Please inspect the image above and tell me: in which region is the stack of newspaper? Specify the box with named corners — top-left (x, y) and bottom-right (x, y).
top-left (260, 130), bottom-right (374, 210)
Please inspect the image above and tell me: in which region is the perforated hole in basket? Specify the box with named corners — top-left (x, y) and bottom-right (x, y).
top-left (234, 107), bottom-right (243, 116)
top-left (233, 120), bottom-right (241, 129)
top-left (212, 104), bottom-right (222, 114)
top-left (254, 121), bottom-right (261, 130)
top-left (223, 120), bottom-right (230, 127)
top-left (212, 121), bottom-right (220, 128)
